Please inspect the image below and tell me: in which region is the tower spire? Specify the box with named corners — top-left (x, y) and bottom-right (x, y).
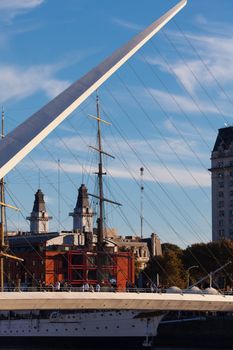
top-left (27, 189), bottom-right (52, 234)
top-left (69, 184), bottom-right (94, 235)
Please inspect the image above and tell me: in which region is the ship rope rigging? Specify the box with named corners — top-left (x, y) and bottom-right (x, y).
top-left (88, 93), bottom-right (123, 283)
top-left (3, 85), bottom-right (233, 290)
top-left (3, 0), bottom-right (233, 288)
top-left (3, 79), bottom-right (233, 290)
top-left (0, 109), bottom-right (23, 292)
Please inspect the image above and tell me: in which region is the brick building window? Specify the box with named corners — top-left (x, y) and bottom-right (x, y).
top-left (219, 182), bottom-right (224, 188)
top-left (218, 191), bottom-right (224, 198)
top-left (219, 210), bottom-right (224, 217)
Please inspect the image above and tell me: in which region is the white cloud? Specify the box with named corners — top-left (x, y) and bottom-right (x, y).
top-left (0, 63), bottom-right (70, 103)
top-left (0, 0), bottom-right (44, 21)
top-left (0, 0), bottom-right (43, 10)
top-left (193, 14), bottom-right (233, 38)
top-left (50, 133), bottom-right (207, 162)
top-left (194, 14), bottom-right (208, 26)
top-left (145, 47), bottom-right (233, 119)
top-left (40, 130), bottom-right (210, 189)
top-left (30, 157), bottom-right (210, 188)
top-left (146, 20), bottom-right (233, 119)
top-left (147, 87), bottom-right (218, 115)
top-left (163, 118), bottom-right (215, 143)
top-left (170, 36), bottom-right (233, 93)
top-left (112, 18), bottom-right (142, 31)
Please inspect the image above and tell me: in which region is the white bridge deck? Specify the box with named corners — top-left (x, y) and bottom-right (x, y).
top-left (0, 292), bottom-right (232, 312)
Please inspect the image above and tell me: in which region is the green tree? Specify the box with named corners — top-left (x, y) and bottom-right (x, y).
top-left (145, 244), bottom-right (186, 288)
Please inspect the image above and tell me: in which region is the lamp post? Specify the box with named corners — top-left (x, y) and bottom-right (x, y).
top-left (187, 265), bottom-right (198, 288)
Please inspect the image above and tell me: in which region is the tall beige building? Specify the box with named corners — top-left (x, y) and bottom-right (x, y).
top-left (210, 126), bottom-right (233, 241)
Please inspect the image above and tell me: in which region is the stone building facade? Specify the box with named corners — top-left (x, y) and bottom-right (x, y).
top-left (210, 126), bottom-right (233, 241)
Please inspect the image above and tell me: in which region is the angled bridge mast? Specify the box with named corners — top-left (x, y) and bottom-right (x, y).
top-left (0, 0), bottom-right (187, 179)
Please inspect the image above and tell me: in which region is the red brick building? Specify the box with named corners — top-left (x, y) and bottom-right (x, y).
top-left (5, 186), bottom-right (134, 290)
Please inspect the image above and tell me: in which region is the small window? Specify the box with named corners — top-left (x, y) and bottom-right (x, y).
top-left (218, 173), bottom-right (224, 178)
top-left (218, 191), bottom-right (224, 198)
top-left (219, 229), bottom-right (225, 238)
top-left (218, 201), bottom-right (224, 208)
top-left (219, 182), bottom-right (224, 188)
top-left (219, 210), bottom-right (224, 217)
top-left (219, 220), bottom-right (224, 226)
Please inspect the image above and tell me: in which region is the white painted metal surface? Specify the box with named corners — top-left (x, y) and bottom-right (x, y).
top-left (0, 0), bottom-right (187, 179)
top-left (0, 310), bottom-right (163, 338)
top-left (0, 292), bottom-right (232, 312)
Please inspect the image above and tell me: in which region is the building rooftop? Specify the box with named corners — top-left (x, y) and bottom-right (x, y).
top-left (213, 126), bottom-right (233, 152)
top-left (32, 189), bottom-right (46, 212)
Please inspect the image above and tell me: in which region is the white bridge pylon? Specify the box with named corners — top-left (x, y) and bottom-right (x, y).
top-left (0, 0), bottom-right (187, 179)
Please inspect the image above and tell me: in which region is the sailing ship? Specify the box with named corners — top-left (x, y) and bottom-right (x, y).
top-left (0, 100), bottom-right (164, 347)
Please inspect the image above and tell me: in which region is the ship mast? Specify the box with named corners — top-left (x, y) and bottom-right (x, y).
top-left (0, 109), bottom-right (5, 291)
top-left (140, 167), bottom-right (144, 239)
top-left (89, 94), bottom-right (121, 283)
top-left (96, 95), bottom-right (104, 246)
top-left (0, 109), bottom-right (23, 292)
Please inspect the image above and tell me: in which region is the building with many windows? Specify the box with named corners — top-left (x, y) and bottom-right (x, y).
top-left (209, 126), bottom-right (233, 241)
top-left (5, 184), bottom-right (161, 289)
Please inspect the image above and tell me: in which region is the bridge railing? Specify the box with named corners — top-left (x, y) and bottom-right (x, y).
top-left (0, 286), bottom-right (231, 295)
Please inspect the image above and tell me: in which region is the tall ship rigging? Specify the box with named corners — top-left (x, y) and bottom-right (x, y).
top-left (0, 99), bottom-right (164, 346)
top-left (0, 2), bottom-right (188, 345)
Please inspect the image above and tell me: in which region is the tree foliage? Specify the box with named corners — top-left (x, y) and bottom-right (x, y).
top-left (144, 240), bottom-right (233, 289)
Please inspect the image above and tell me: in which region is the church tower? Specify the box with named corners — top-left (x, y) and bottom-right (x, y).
top-left (69, 184), bottom-right (94, 233)
top-left (27, 189), bottom-right (52, 234)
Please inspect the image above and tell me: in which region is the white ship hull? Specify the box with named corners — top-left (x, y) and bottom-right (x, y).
top-left (0, 309), bottom-right (164, 345)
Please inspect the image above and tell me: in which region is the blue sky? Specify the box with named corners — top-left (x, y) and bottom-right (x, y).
top-left (1, 0), bottom-right (233, 247)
